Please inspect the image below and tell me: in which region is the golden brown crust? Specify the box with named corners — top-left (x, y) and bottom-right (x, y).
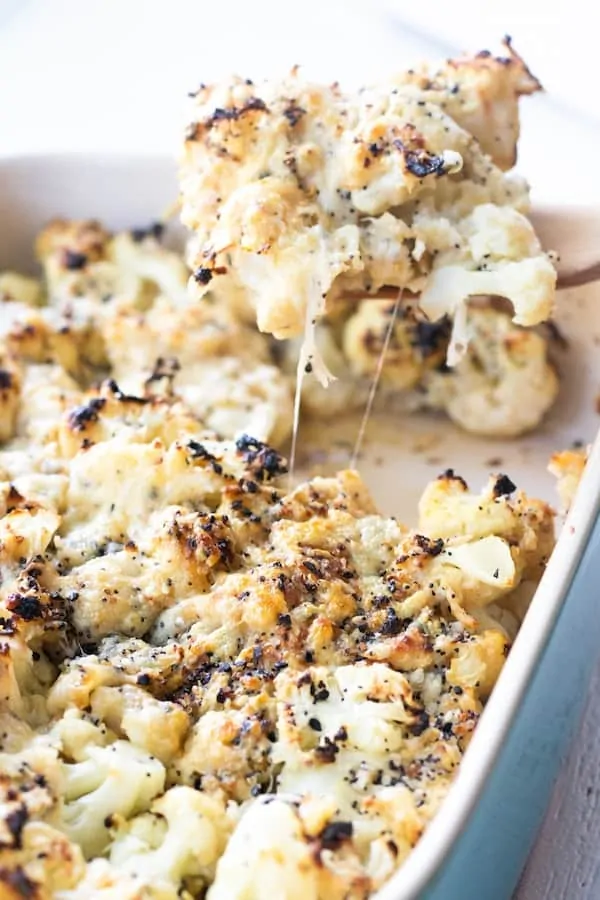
top-left (398, 37), bottom-right (541, 170)
top-left (179, 50), bottom-right (554, 347)
top-left (0, 200), bottom-right (556, 897)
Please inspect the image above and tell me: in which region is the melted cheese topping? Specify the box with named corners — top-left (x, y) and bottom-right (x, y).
top-left (179, 48), bottom-right (555, 365)
top-left (0, 220), bottom-right (555, 898)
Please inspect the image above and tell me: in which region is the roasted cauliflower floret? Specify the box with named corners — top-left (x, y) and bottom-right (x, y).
top-left (0, 823), bottom-right (84, 899)
top-left (0, 740), bottom-right (85, 898)
top-left (342, 298), bottom-right (450, 390)
top-left (180, 54), bottom-right (554, 352)
top-left (36, 218), bottom-right (189, 311)
top-left (12, 364), bottom-right (83, 457)
top-left (57, 434), bottom-right (284, 566)
top-left (54, 863), bottom-right (181, 900)
top-left (0, 300), bottom-right (104, 379)
top-left (208, 796), bottom-right (324, 900)
top-left (0, 632), bottom-right (54, 724)
top-left (59, 504), bottom-right (238, 642)
top-left (89, 686), bottom-right (190, 764)
top-left (107, 786), bottom-right (232, 891)
top-left (174, 700), bottom-right (276, 801)
top-left (104, 297), bottom-right (269, 375)
top-left (58, 437), bottom-right (226, 559)
top-left (57, 382), bottom-right (202, 459)
top-left (209, 794), bottom-right (372, 900)
top-left (103, 298), bottom-right (293, 445)
top-left (0, 505), bottom-right (59, 563)
top-left (422, 305), bottom-right (559, 436)
top-left (416, 205), bottom-right (556, 348)
top-left (59, 547), bottom-right (175, 640)
top-left (418, 469), bottom-right (555, 579)
top-left (393, 37), bottom-right (541, 170)
top-left (59, 738), bottom-right (165, 858)
top-left (280, 299), bottom-right (557, 438)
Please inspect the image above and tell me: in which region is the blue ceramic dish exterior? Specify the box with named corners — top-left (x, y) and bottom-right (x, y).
top-left (419, 511), bottom-right (600, 900)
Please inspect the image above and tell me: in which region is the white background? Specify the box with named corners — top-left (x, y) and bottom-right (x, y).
top-left (1, 3), bottom-right (600, 898)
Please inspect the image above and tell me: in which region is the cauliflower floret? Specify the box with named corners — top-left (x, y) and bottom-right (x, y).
top-left (208, 796), bottom-right (322, 900)
top-left (90, 686), bottom-right (190, 764)
top-left (281, 301), bottom-right (557, 439)
top-left (56, 382), bottom-right (205, 460)
top-left (55, 860), bottom-right (180, 900)
top-left (46, 658), bottom-right (123, 720)
top-left (104, 296), bottom-right (269, 375)
top-left (342, 298), bottom-right (450, 390)
top-left (58, 433), bottom-right (286, 566)
top-left (0, 505), bottom-right (60, 563)
top-left (36, 219), bottom-right (189, 312)
top-left (59, 739), bottom-right (165, 857)
top-left (0, 634), bottom-right (54, 724)
top-left (209, 794), bottom-right (374, 900)
top-left (180, 59), bottom-right (554, 348)
top-left (107, 231), bottom-right (191, 309)
top-left (103, 298), bottom-right (292, 446)
top-left (392, 36), bottom-right (541, 170)
top-left (0, 299), bottom-right (105, 378)
top-left (446, 628), bottom-right (507, 699)
top-left (423, 304), bottom-right (558, 436)
top-left (0, 821), bottom-right (85, 899)
top-left (108, 786), bottom-right (231, 890)
top-left (59, 547), bottom-right (176, 640)
top-left (58, 438), bottom-right (223, 558)
top-left (60, 502), bottom-right (238, 642)
top-left (16, 363), bottom-right (82, 448)
top-left (49, 709), bottom-right (115, 760)
top-left (418, 470), bottom-right (555, 576)
top-left (0, 729), bottom-right (77, 895)
top-left (52, 778), bottom-right (232, 899)
top-left (274, 664), bottom-right (419, 803)
top-left (175, 700), bottom-right (275, 801)
top-left (168, 357), bottom-right (293, 445)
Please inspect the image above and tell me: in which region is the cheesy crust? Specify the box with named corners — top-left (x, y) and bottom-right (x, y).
top-left (179, 45), bottom-right (555, 355)
top-left (0, 259), bottom-right (555, 900)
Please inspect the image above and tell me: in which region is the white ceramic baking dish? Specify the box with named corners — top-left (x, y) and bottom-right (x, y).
top-left (1, 153), bottom-right (599, 900)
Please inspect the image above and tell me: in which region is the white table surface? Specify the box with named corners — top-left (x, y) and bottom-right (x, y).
top-left (1, 3), bottom-right (600, 897)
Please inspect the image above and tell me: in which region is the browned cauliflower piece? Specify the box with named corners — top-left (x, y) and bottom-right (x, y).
top-left (422, 305), bottom-right (559, 436)
top-left (392, 37), bottom-right (541, 170)
top-left (0, 758), bottom-right (85, 899)
top-left (279, 300), bottom-right (558, 437)
top-left (179, 51), bottom-right (554, 361)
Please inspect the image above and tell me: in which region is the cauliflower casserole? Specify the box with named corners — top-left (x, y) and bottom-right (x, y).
top-left (0, 43), bottom-right (564, 900)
